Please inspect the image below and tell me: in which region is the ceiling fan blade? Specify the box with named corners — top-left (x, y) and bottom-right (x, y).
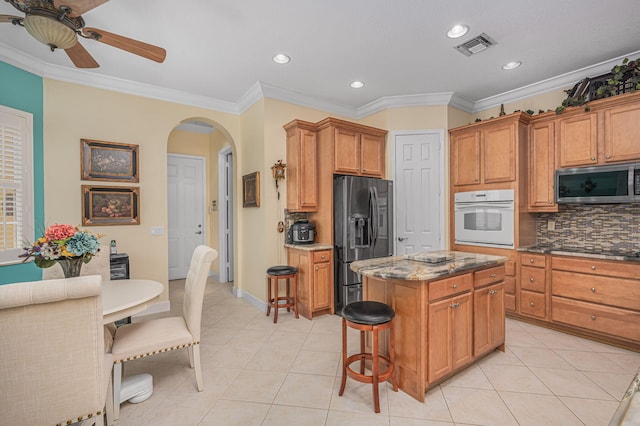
top-left (0, 15), bottom-right (22, 23)
top-left (53, 0), bottom-right (110, 17)
top-left (65, 42), bottom-right (99, 68)
top-left (83, 27), bottom-right (166, 63)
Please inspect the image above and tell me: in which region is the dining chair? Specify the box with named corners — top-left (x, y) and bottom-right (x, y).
top-left (110, 245), bottom-right (218, 419)
top-left (0, 275), bottom-right (114, 426)
top-left (42, 244), bottom-right (111, 281)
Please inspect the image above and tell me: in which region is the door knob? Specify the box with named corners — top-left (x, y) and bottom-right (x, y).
top-left (195, 231), bottom-right (202, 234)
top-left (398, 237), bottom-right (407, 242)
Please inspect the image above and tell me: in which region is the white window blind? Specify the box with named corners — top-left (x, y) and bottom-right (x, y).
top-left (0, 105), bottom-right (33, 265)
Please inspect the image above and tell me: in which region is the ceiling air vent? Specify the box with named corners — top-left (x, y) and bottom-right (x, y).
top-left (455, 33), bottom-right (497, 57)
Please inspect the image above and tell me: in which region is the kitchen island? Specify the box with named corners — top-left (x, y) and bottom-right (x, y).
top-left (351, 250), bottom-right (507, 402)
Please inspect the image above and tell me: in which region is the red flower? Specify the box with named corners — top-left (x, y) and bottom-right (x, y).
top-left (44, 224), bottom-right (76, 241)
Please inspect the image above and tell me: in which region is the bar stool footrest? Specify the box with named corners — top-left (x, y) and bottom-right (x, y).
top-left (344, 353), bottom-right (394, 385)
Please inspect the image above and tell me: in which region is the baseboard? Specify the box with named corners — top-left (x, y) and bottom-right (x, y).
top-left (208, 271), bottom-right (219, 282)
top-left (233, 285), bottom-right (266, 313)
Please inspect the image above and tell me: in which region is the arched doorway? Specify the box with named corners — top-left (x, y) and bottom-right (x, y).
top-left (167, 118), bottom-right (236, 283)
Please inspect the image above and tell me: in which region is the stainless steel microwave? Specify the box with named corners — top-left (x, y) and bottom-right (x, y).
top-left (555, 162), bottom-right (640, 204)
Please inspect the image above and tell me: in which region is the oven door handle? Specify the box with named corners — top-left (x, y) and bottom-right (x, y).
top-left (455, 202), bottom-right (514, 210)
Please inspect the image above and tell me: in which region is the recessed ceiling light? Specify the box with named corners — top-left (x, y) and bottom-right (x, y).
top-left (350, 81), bottom-right (365, 89)
top-left (272, 53), bottom-right (291, 64)
top-left (447, 24), bottom-right (469, 39)
top-left (502, 61), bottom-right (522, 70)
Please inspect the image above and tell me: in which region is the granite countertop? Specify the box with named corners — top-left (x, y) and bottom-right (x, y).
top-left (351, 250), bottom-right (507, 281)
top-left (518, 245), bottom-right (640, 263)
top-left (284, 243), bottom-right (333, 251)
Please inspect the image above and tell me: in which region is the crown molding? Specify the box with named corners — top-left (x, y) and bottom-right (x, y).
top-left (2, 42), bottom-right (639, 118)
top-left (472, 49), bottom-right (640, 113)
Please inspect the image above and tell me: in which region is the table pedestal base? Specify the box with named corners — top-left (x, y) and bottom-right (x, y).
top-left (120, 373), bottom-right (153, 404)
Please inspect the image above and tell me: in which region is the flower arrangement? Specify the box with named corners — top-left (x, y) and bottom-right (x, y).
top-left (20, 224), bottom-right (102, 269)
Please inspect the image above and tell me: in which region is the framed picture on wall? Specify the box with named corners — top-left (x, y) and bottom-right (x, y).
top-left (82, 185), bottom-right (140, 225)
top-left (242, 172), bottom-right (260, 208)
top-left (81, 139), bottom-right (139, 182)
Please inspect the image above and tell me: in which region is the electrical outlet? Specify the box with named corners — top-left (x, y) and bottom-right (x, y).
top-left (150, 226), bottom-right (164, 236)
top-left (547, 220), bottom-right (555, 231)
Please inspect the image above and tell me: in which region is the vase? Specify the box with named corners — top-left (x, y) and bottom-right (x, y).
top-left (57, 257), bottom-right (85, 278)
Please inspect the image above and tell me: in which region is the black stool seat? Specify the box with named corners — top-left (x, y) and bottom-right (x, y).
top-left (267, 265), bottom-right (298, 276)
top-left (342, 301), bottom-right (395, 325)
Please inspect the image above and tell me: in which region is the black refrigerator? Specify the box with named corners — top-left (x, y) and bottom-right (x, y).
top-left (334, 175), bottom-right (393, 314)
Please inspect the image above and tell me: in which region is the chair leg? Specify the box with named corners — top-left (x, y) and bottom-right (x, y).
top-left (338, 318), bottom-right (348, 396)
top-left (266, 276), bottom-right (272, 317)
top-left (105, 369), bottom-right (114, 426)
top-left (273, 277), bottom-right (279, 324)
top-left (188, 344), bottom-right (195, 368)
top-left (292, 273), bottom-right (299, 319)
top-left (112, 362), bottom-right (122, 420)
top-left (193, 344), bottom-right (204, 392)
top-left (389, 322), bottom-right (398, 392)
top-left (286, 279), bottom-right (291, 312)
top-left (372, 327), bottom-right (380, 413)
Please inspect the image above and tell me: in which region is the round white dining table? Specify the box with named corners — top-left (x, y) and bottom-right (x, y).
top-left (102, 279), bottom-right (164, 324)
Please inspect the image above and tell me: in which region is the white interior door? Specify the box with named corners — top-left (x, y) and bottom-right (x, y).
top-left (168, 154), bottom-right (206, 280)
top-left (393, 131), bottom-right (444, 255)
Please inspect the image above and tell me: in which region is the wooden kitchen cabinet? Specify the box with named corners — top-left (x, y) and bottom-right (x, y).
top-left (473, 266), bottom-right (506, 357)
top-left (286, 248), bottom-right (333, 319)
top-left (332, 121), bottom-right (386, 177)
top-left (551, 255), bottom-right (640, 344)
top-left (556, 91), bottom-right (640, 168)
top-left (284, 120), bottom-right (318, 212)
top-left (528, 119), bottom-right (558, 212)
top-left (518, 253), bottom-right (549, 320)
top-left (450, 113), bottom-right (529, 187)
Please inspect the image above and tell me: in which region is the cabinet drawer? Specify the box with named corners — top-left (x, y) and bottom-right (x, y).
top-left (474, 266), bottom-right (505, 288)
top-left (429, 273), bottom-right (473, 302)
top-left (519, 290), bottom-right (546, 319)
top-left (520, 253), bottom-right (546, 268)
top-left (505, 293), bottom-right (516, 312)
top-left (520, 266), bottom-right (546, 293)
top-left (313, 250), bottom-right (332, 263)
top-left (504, 276), bottom-right (515, 294)
top-left (552, 256), bottom-right (640, 280)
top-left (552, 296), bottom-right (640, 342)
top-left (552, 270), bottom-right (640, 311)
top-left (505, 260), bottom-right (516, 276)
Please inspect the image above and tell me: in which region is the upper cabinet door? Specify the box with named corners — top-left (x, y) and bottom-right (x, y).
top-left (483, 123), bottom-right (516, 183)
top-left (603, 102), bottom-right (640, 163)
top-left (285, 122), bottom-right (318, 212)
top-left (557, 113), bottom-right (598, 167)
top-left (528, 120), bottom-right (557, 212)
top-left (334, 127), bottom-right (360, 174)
top-left (452, 130), bottom-right (481, 186)
top-left (360, 133), bottom-right (385, 177)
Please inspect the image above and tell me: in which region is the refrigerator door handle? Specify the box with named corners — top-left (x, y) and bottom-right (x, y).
top-left (371, 186), bottom-right (379, 244)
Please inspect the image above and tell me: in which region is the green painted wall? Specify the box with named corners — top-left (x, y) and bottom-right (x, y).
top-left (0, 61), bottom-right (44, 284)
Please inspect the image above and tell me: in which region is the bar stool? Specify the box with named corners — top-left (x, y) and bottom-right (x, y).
top-left (339, 300), bottom-right (398, 413)
top-left (266, 265), bottom-right (299, 323)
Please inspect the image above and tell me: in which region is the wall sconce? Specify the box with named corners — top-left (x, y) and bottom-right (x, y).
top-left (271, 160), bottom-right (286, 199)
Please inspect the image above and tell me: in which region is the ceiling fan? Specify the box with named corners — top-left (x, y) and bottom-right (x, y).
top-left (1, 0), bottom-right (166, 68)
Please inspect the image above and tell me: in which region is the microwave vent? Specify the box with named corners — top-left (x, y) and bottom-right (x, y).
top-left (454, 33), bottom-right (497, 57)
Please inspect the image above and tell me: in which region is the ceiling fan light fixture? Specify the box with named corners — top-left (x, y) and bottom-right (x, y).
top-left (23, 14), bottom-right (77, 50)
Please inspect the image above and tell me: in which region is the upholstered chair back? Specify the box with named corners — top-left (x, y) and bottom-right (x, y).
top-left (183, 245), bottom-right (218, 341)
top-left (0, 276), bottom-right (112, 426)
top-left (42, 244), bottom-right (111, 281)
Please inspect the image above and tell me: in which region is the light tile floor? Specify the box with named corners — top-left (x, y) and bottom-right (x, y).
top-left (114, 279), bottom-right (640, 425)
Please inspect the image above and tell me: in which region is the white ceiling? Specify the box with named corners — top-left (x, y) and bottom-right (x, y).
top-left (1, 0), bottom-right (640, 117)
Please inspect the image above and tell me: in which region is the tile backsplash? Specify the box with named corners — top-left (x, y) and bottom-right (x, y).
top-left (536, 204), bottom-right (640, 254)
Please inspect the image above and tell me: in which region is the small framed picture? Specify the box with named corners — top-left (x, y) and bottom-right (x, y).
top-left (82, 185), bottom-right (140, 226)
top-left (81, 139), bottom-right (139, 182)
top-left (242, 172), bottom-right (260, 208)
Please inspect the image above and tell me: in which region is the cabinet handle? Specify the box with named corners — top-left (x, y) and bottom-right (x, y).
top-left (591, 287), bottom-right (596, 293)
top-left (529, 277), bottom-right (534, 282)
top-left (452, 284), bottom-right (457, 289)
top-left (591, 157), bottom-right (596, 161)
top-left (591, 265), bottom-right (596, 270)
top-left (450, 302), bottom-right (460, 308)
top-left (529, 258), bottom-right (535, 263)
top-left (548, 200), bottom-right (552, 204)
top-left (315, 267), bottom-right (319, 271)
top-left (530, 302), bottom-right (535, 307)
top-left (605, 154), bottom-right (611, 159)
top-left (591, 314), bottom-right (596, 320)
top-left (321, 255), bottom-right (326, 259)
top-left (490, 273), bottom-right (496, 278)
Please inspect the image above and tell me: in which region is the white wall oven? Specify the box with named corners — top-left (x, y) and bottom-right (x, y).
top-left (454, 189), bottom-right (515, 248)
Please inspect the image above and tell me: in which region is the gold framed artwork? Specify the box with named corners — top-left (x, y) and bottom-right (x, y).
top-left (82, 185), bottom-right (140, 226)
top-left (242, 171), bottom-right (260, 208)
top-left (81, 139), bottom-right (139, 182)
